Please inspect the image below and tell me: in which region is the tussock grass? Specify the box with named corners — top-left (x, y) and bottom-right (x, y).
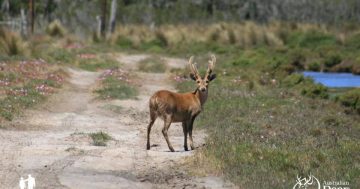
top-left (0, 28), bottom-right (28, 56)
top-left (138, 56), bottom-right (167, 73)
top-left (89, 131), bottom-right (112, 146)
top-left (46, 20), bottom-right (67, 38)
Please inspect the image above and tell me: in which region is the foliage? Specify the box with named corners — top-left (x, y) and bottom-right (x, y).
top-left (338, 89), bottom-right (360, 113)
top-left (89, 131), bottom-right (112, 146)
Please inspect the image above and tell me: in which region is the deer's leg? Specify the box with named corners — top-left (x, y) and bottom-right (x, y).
top-left (146, 111), bottom-right (157, 150)
top-left (188, 116), bottom-right (197, 150)
top-left (162, 115), bottom-right (175, 152)
top-left (182, 122), bottom-right (188, 151)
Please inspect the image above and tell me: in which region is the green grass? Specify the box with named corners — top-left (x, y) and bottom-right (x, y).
top-left (89, 131), bottom-right (112, 146)
top-left (95, 77), bottom-right (138, 100)
top-left (174, 51), bottom-right (359, 188)
top-left (138, 56), bottom-right (167, 73)
top-left (178, 76), bottom-right (360, 188)
top-left (78, 56), bottom-right (119, 71)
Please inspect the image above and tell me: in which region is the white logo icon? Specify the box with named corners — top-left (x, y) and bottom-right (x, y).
top-left (19, 174), bottom-right (36, 189)
top-left (293, 174), bottom-right (320, 189)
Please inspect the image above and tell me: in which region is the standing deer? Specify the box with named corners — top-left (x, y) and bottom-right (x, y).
top-left (146, 55), bottom-right (217, 152)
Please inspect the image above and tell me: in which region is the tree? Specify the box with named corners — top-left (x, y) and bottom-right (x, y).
top-left (100, 0), bottom-right (107, 38)
top-left (28, 0), bottom-right (35, 34)
top-left (108, 0), bottom-right (117, 34)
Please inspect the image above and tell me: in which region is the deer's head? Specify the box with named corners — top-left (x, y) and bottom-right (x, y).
top-left (188, 55), bottom-right (217, 92)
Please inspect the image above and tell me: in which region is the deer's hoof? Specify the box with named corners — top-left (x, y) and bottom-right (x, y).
top-left (146, 145), bottom-right (150, 150)
top-left (184, 147), bottom-right (189, 151)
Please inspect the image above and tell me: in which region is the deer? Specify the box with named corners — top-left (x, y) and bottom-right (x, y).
top-left (146, 55), bottom-right (217, 152)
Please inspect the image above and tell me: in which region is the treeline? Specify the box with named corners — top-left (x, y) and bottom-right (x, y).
top-left (1, 0), bottom-right (360, 25)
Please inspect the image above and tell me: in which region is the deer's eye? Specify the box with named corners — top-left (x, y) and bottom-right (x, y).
top-left (197, 81), bottom-right (200, 83)
top-left (206, 80), bottom-right (209, 83)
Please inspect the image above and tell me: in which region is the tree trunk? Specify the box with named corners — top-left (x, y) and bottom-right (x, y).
top-left (108, 0), bottom-right (117, 34)
top-left (100, 0), bottom-right (107, 38)
top-left (29, 0), bottom-right (35, 34)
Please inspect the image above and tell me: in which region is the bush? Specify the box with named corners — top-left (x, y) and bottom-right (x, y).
top-left (281, 74), bottom-right (304, 87)
top-left (301, 83), bottom-right (329, 99)
top-left (324, 54), bottom-right (342, 68)
top-left (308, 62), bottom-right (321, 71)
top-left (115, 36), bottom-right (134, 49)
top-left (338, 89), bottom-right (360, 113)
top-left (289, 50), bottom-right (306, 70)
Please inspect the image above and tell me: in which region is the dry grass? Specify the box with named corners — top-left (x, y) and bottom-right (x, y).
top-left (110, 22), bottom-right (350, 50)
top-left (0, 28), bottom-right (28, 56)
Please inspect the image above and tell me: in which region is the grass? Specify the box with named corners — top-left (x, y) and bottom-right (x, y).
top-left (177, 73), bottom-right (360, 188)
top-left (89, 131), bottom-right (112, 146)
top-left (102, 104), bottom-right (123, 114)
top-left (95, 68), bottom-right (138, 100)
top-left (77, 55), bottom-right (119, 71)
top-left (0, 60), bottom-right (66, 122)
top-left (138, 56), bottom-right (167, 73)
top-left (0, 28), bottom-right (28, 56)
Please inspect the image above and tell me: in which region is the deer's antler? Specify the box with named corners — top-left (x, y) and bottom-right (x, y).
top-left (205, 54), bottom-right (216, 79)
top-left (189, 56), bottom-right (200, 79)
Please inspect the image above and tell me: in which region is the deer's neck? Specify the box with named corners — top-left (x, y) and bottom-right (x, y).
top-left (194, 89), bottom-right (208, 107)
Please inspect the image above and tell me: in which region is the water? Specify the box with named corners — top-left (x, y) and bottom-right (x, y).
top-left (302, 71), bottom-right (360, 88)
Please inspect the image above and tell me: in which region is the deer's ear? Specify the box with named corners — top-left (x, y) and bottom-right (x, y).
top-left (189, 73), bottom-right (197, 81)
top-left (208, 74), bottom-right (216, 81)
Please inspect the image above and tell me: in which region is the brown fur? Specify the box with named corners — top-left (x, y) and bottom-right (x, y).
top-left (146, 55), bottom-right (216, 152)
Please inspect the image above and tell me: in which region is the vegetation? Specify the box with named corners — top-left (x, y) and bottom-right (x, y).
top-left (1, 1), bottom-right (360, 187)
top-left (176, 55), bottom-right (360, 188)
top-left (0, 60), bottom-right (66, 122)
top-left (95, 68), bottom-right (138, 100)
top-left (89, 131), bottom-right (112, 146)
top-left (138, 56), bottom-right (167, 73)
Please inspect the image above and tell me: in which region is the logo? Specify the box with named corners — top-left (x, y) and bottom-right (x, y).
top-left (293, 174), bottom-right (320, 189)
top-left (19, 174), bottom-right (36, 189)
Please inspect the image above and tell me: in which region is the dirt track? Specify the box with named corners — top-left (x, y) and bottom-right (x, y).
top-left (0, 54), bottom-right (234, 189)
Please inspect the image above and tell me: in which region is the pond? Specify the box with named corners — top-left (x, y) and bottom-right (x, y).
top-left (302, 71), bottom-right (360, 88)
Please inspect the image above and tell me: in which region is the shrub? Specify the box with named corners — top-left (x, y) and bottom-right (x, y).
top-left (46, 20), bottom-right (66, 37)
top-left (308, 62), bottom-right (321, 71)
top-left (338, 89), bottom-right (360, 113)
top-left (324, 54), bottom-right (342, 68)
top-left (289, 50), bottom-right (306, 70)
top-left (281, 74), bottom-right (304, 87)
top-left (301, 83), bottom-right (329, 99)
top-left (115, 36), bottom-right (134, 49)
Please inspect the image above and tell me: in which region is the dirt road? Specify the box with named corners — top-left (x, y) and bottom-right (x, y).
top-left (0, 54), bottom-right (234, 189)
